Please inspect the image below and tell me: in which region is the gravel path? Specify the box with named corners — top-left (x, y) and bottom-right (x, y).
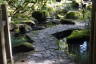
top-left (13, 24), bottom-right (85, 64)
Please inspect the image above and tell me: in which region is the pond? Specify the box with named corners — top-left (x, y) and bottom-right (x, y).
top-left (59, 39), bottom-right (89, 64)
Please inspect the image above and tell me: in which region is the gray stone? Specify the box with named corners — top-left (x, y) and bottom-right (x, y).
top-left (15, 24), bottom-right (86, 64)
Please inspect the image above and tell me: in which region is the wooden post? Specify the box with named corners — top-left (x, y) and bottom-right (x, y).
top-left (89, 0), bottom-right (96, 64)
top-left (1, 4), bottom-right (14, 64)
top-left (0, 5), bottom-right (7, 64)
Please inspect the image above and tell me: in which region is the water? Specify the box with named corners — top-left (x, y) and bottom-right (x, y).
top-left (74, 41), bottom-right (88, 64)
top-left (58, 39), bottom-right (88, 64)
top-left (80, 41), bottom-right (87, 53)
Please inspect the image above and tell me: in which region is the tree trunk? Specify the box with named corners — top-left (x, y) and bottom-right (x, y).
top-left (89, 1), bottom-right (96, 64)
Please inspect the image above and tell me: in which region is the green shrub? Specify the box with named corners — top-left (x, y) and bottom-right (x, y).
top-left (47, 7), bottom-right (55, 14)
top-left (42, 10), bottom-right (49, 16)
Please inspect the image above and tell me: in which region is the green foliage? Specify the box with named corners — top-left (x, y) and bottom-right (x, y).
top-left (47, 7), bottom-right (55, 12)
top-left (65, 11), bottom-right (82, 20)
top-left (45, 6), bottom-right (56, 16)
top-left (6, 0), bottom-right (56, 20)
top-left (11, 36), bottom-right (32, 48)
top-left (56, 9), bottom-right (68, 19)
top-left (0, 0), bottom-right (3, 4)
top-left (87, 4), bottom-right (92, 10)
top-left (79, 9), bottom-right (91, 20)
top-left (67, 30), bottom-right (89, 39)
top-left (57, 9), bottom-right (68, 15)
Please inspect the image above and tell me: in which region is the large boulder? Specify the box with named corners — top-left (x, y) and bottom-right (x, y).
top-left (13, 44), bottom-right (34, 53)
top-left (65, 11), bottom-right (82, 20)
top-left (67, 30), bottom-right (90, 44)
top-left (32, 11), bottom-right (48, 24)
top-left (12, 35), bottom-right (34, 53)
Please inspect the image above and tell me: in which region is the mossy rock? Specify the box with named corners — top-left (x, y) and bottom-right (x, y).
top-left (60, 19), bottom-right (75, 25)
top-left (32, 10), bottom-right (48, 24)
top-left (65, 11), bottom-right (82, 19)
top-left (67, 30), bottom-right (89, 44)
top-left (67, 30), bottom-right (89, 40)
top-left (12, 42), bottom-right (34, 53)
top-left (11, 35), bottom-right (34, 53)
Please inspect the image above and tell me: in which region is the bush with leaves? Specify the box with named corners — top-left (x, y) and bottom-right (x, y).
top-left (6, 0), bottom-right (56, 20)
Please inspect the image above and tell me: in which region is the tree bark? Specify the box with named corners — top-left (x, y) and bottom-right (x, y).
top-left (89, 1), bottom-right (96, 64)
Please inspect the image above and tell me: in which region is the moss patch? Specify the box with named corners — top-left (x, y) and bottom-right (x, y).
top-left (65, 11), bottom-right (82, 20)
top-left (12, 35), bottom-right (34, 53)
top-left (67, 30), bottom-right (89, 40)
top-left (11, 35), bottom-right (33, 48)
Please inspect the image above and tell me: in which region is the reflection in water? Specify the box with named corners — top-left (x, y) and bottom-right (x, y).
top-left (59, 39), bottom-right (89, 64)
top-left (80, 41), bottom-right (87, 53)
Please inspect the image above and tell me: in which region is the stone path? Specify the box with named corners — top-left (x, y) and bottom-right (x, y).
top-left (14, 24), bottom-right (86, 64)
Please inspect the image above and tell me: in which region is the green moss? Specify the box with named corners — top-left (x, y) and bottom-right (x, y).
top-left (65, 11), bottom-right (82, 20)
top-left (20, 42), bottom-right (33, 48)
top-left (11, 36), bottom-right (33, 48)
top-left (67, 30), bottom-right (89, 39)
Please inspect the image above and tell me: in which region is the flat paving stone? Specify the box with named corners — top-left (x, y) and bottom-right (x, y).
top-left (13, 25), bottom-right (80, 64)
